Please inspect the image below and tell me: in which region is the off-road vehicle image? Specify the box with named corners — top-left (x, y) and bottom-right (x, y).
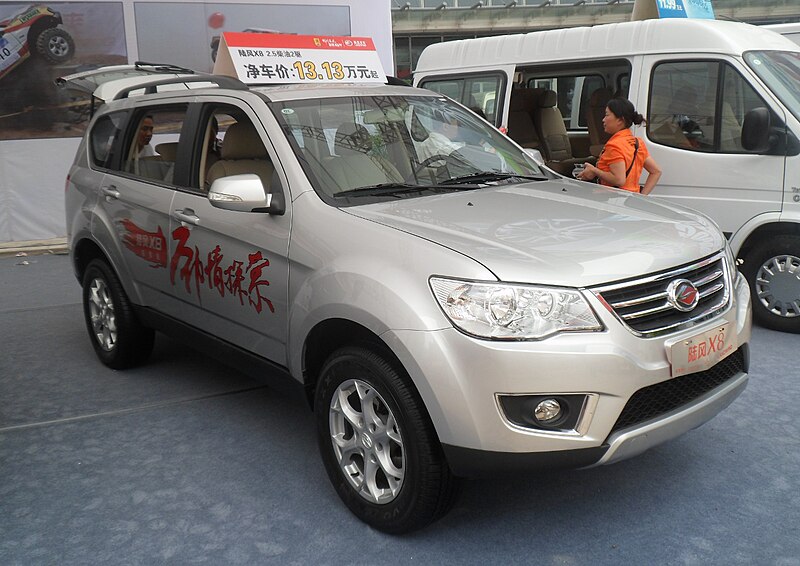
top-left (0, 4), bottom-right (74, 81)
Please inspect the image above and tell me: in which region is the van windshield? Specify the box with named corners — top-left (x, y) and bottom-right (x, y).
top-left (270, 95), bottom-right (547, 204)
top-left (744, 50), bottom-right (800, 123)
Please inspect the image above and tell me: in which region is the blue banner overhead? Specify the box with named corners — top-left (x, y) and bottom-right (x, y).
top-left (656, 0), bottom-right (715, 19)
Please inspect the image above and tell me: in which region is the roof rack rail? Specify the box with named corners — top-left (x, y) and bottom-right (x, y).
top-left (133, 61), bottom-right (197, 74)
top-left (113, 75), bottom-right (250, 100)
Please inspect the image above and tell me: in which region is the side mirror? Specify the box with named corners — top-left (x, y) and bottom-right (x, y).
top-left (208, 174), bottom-right (276, 213)
top-left (741, 107), bottom-right (771, 152)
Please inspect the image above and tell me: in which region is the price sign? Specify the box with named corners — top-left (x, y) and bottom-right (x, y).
top-left (213, 33), bottom-right (386, 84)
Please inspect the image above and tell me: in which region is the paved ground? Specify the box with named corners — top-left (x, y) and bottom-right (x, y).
top-left (1, 253), bottom-right (799, 565)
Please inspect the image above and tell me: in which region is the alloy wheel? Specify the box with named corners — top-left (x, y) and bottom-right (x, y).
top-left (328, 378), bottom-right (405, 504)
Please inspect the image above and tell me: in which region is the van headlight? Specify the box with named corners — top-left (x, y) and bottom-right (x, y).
top-left (430, 277), bottom-right (602, 340)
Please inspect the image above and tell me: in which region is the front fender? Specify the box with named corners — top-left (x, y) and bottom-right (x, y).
top-left (730, 211), bottom-right (800, 256)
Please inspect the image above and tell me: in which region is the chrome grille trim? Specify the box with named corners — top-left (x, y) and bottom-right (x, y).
top-left (591, 251), bottom-right (731, 337)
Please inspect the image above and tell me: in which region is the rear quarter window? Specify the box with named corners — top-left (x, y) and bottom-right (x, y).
top-left (90, 112), bottom-right (127, 169)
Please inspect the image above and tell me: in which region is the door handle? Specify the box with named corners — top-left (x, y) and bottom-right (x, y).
top-left (101, 185), bottom-right (120, 199)
top-left (173, 209), bottom-right (200, 226)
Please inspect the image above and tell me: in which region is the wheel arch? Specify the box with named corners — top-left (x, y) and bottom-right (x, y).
top-left (73, 237), bottom-right (110, 283)
top-left (735, 220), bottom-right (800, 263)
top-left (301, 318), bottom-right (398, 410)
top-left (29, 17), bottom-right (61, 43)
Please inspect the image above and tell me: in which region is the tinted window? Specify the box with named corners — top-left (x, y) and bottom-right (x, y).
top-left (121, 105), bottom-right (189, 184)
top-left (90, 112), bottom-right (126, 168)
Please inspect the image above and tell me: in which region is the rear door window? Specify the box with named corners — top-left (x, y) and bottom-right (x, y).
top-left (118, 105), bottom-right (190, 184)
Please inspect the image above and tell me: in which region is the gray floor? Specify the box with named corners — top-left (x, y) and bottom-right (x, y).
top-left (1, 253), bottom-right (799, 565)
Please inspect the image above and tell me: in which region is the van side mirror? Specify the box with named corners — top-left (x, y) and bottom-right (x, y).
top-left (208, 174), bottom-right (280, 214)
top-left (741, 107), bottom-right (771, 152)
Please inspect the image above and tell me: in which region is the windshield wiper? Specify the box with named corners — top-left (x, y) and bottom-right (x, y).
top-left (439, 171), bottom-right (549, 185)
top-left (336, 182), bottom-right (481, 198)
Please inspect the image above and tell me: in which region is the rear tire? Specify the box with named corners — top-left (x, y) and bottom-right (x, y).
top-left (315, 345), bottom-right (460, 533)
top-left (82, 259), bottom-right (155, 369)
top-left (35, 27), bottom-right (75, 64)
top-left (741, 235), bottom-right (800, 333)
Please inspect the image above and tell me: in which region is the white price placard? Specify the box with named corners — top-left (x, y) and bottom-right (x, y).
top-left (213, 33), bottom-right (386, 84)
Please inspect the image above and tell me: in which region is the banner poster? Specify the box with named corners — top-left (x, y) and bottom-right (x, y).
top-left (213, 33), bottom-right (386, 84)
top-left (0, 2), bottom-right (127, 140)
top-left (655, 0), bottom-right (715, 19)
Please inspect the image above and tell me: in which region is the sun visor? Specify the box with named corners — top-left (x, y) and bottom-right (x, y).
top-left (212, 32), bottom-right (386, 84)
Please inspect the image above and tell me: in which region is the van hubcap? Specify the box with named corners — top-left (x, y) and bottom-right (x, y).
top-left (755, 254), bottom-right (800, 318)
top-left (329, 379), bottom-right (405, 504)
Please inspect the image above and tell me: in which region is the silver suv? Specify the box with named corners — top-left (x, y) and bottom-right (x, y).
top-left (65, 68), bottom-right (752, 533)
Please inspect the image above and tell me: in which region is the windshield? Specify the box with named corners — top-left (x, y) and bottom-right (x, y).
top-left (744, 50), bottom-right (800, 123)
top-left (270, 95), bottom-right (547, 204)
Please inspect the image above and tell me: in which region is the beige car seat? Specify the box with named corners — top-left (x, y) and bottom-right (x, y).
top-left (205, 121), bottom-right (274, 191)
top-left (506, 87), bottom-right (541, 150)
top-left (325, 122), bottom-right (403, 193)
top-left (586, 87), bottom-right (613, 157)
top-left (534, 89), bottom-right (587, 175)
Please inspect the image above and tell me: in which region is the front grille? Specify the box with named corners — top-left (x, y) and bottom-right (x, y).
top-left (609, 348), bottom-right (745, 435)
top-left (592, 252), bottom-right (730, 336)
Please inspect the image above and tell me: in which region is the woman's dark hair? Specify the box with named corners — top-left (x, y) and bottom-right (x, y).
top-left (607, 97), bottom-right (646, 128)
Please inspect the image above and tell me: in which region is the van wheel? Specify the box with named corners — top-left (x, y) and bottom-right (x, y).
top-left (742, 235), bottom-right (800, 333)
top-left (82, 259), bottom-right (155, 368)
top-left (36, 27), bottom-right (75, 64)
top-left (315, 346), bottom-right (460, 533)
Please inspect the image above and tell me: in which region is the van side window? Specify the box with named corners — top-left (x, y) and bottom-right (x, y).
top-left (526, 74), bottom-right (605, 130)
top-left (649, 61), bottom-right (772, 154)
top-left (121, 105), bottom-right (189, 184)
top-left (419, 74), bottom-right (504, 125)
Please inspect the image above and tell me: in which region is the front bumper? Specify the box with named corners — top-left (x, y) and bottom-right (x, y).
top-left (383, 271), bottom-right (752, 477)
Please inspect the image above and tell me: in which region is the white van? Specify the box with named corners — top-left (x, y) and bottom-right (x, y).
top-left (763, 22), bottom-right (800, 46)
top-left (414, 18), bottom-right (800, 333)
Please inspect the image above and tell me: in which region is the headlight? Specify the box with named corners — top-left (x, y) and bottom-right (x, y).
top-left (430, 277), bottom-right (602, 340)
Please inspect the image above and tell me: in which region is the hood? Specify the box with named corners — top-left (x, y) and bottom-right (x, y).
top-left (346, 180), bottom-right (724, 287)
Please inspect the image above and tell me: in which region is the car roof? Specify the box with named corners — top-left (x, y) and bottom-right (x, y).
top-left (56, 63), bottom-right (207, 102)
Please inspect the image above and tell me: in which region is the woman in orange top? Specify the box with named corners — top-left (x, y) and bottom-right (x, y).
top-left (577, 98), bottom-right (662, 195)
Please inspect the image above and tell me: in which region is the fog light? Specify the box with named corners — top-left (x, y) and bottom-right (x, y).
top-left (534, 398), bottom-right (562, 423)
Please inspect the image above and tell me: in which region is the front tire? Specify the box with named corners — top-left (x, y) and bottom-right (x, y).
top-left (315, 346), bottom-right (459, 533)
top-left (35, 27), bottom-right (75, 64)
top-left (742, 235), bottom-right (800, 333)
top-left (82, 259), bottom-right (155, 369)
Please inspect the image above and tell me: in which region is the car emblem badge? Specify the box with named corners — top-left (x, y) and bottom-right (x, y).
top-left (667, 279), bottom-right (699, 312)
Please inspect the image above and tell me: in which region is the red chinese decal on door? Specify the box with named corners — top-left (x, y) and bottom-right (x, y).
top-left (121, 220), bottom-right (167, 267)
top-left (121, 220), bottom-right (275, 315)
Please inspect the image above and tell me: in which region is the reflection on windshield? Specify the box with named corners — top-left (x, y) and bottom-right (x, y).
top-left (744, 50), bottom-right (800, 123)
top-left (270, 95), bottom-right (545, 202)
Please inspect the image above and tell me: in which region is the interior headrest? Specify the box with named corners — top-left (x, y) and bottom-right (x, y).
top-left (509, 88), bottom-right (536, 112)
top-left (589, 87), bottom-right (614, 107)
top-left (538, 89), bottom-right (557, 109)
top-left (220, 122), bottom-right (268, 160)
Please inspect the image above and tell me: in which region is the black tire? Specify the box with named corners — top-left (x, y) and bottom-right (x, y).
top-left (82, 259), bottom-right (155, 369)
top-left (741, 235), bottom-right (800, 333)
top-left (315, 345), bottom-right (460, 533)
top-left (35, 27), bottom-right (75, 64)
